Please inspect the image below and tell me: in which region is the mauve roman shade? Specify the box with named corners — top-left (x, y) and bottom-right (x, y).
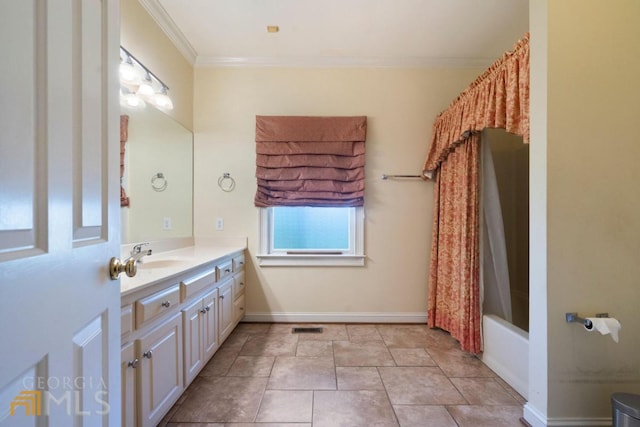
top-left (255, 115), bottom-right (367, 207)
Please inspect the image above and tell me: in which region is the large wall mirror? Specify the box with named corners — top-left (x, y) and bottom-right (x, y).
top-left (121, 106), bottom-right (193, 244)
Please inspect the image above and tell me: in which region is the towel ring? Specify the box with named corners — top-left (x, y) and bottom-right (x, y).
top-left (151, 172), bottom-right (168, 192)
top-left (218, 172), bottom-right (236, 192)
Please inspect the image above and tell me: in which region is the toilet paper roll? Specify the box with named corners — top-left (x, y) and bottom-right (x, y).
top-left (584, 318), bottom-right (621, 343)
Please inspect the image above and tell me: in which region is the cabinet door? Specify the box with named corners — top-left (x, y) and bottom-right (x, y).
top-left (233, 293), bottom-right (246, 324)
top-left (138, 312), bottom-right (184, 427)
top-left (182, 298), bottom-right (204, 387)
top-left (121, 342), bottom-right (137, 427)
top-left (218, 278), bottom-right (234, 342)
top-left (203, 288), bottom-right (219, 361)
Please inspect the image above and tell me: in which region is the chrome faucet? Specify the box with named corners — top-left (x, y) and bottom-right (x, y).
top-left (130, 242), bottom-right (152, 262)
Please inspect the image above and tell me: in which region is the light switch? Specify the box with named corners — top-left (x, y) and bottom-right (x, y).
top-left (215, 217), bottom-right (224, 230)
top-left (163, 217), bottom-right (172, 230)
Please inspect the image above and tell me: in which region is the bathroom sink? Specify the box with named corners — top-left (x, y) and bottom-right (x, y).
top-left (137, 257), bottom-right (188, 269)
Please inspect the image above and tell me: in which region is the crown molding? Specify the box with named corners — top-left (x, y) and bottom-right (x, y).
top-left (137, 0), bottom-right (197, 65)
top-left (195, 55), bottom-right (496, 69)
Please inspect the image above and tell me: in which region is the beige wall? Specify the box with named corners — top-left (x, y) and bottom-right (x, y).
top-left (120, 0), bottom-right (193, 130)
top-left (193, 67), bottom-right (483, 318)
top-left (528, 0), bottom-right (640, 423)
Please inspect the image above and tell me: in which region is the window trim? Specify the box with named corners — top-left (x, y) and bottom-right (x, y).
top-left (257, 206), bottom-right (365, 267)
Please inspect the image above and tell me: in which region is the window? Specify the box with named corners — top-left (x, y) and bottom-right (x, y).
top-left (258, 206), bottom-right (365, 266)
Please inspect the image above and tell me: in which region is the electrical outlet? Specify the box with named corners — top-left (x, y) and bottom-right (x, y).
top-left (163, 217), bottom-right (172, 230)
top-left (215, 217), bottom-right (224, 230)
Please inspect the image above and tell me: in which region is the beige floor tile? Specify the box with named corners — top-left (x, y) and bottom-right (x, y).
top-left (428, 348), bottom-right (496, 377)
top-left (296, 340), bottom-right (333, 357)
top-left (423, 328), bottom-right (463, 351)
top-left (226, 424), bottom-right (311, 427)
top-left (199, 347), bottom-right (240, 377)
top-left (170, 376), bottom-right (267, 423)
top-left (495, 376), bottom-right (528, 405)
top-left (347, 324), bottom-right (384, 342)
top-left (333, 340), bottom-right (395, 367)
top-left (447, 404), bottom-right (524, 427)
top-left (393, 405), bottom-right (458, 427)
top-left (163, 323), bottom-right (524, 426)
top-left (450, 377), bottom-right (521, 405)
top-left (267, 356), bottom-right (336, 390)
top-left (226, 356), bottom-right (275, 377)
top-left (239, 333), bottom-right (299, 356)
top-left (219, 331), bottom-right (250, 350)
top-left (378, 367), bottom-right (467, 405)
top-left (255, 390), bottom-right (313, 422)
top-left (377, 324), bottom-right (432, 348)
top-left (389, 348), bottom-right (437, 366)
top-left (336, 367), bottom-right (384, 390)
top-left (297, 324), bottom-right (349, 341)
top-left (166, 424), bottom-right (224, 427)
top-left (313, 390), bottom-right (399, 427)
top-left (233, 322), bottom-right (272, 334)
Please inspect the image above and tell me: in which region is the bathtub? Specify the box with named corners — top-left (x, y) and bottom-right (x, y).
top-left (481, 314), bottom-right (529, 399)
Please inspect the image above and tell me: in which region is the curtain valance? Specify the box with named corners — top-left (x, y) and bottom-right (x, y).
top-left (255, 115), bottom-right (367, 207)
top-left (423, 33), bottom-right (529, 174)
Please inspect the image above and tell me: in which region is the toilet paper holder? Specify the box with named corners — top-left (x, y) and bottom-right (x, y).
top-left (566, 312), bottom-right (609, 329)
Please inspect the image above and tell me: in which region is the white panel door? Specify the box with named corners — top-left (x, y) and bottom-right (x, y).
top-left (0, 0), bottom-right (121, 426)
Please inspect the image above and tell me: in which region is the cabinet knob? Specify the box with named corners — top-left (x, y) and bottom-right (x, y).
top-left (200, 308), bottom-right (207, 314)
top-left (127, 358), bottom-right (139, 369)
top-left (205, 306), bottom-right (211, 312)
top-left (219, 295), bottom-right (224, 300)
top-left (225, 268), bottom-right (231, 273)
top-left (161, 301), bottom-right (171, 308)
top-left (143, 350), bottom-right (153, 359)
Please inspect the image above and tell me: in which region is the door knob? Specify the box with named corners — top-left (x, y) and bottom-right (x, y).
top-left (109, 257), bottom-right (137, 280)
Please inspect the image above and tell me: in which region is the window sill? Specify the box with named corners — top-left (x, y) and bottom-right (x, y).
top-left (257, 254), bottom-right (366, 267)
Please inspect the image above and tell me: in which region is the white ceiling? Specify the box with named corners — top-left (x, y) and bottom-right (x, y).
top-left (141, 0), bottom-right (529, 68)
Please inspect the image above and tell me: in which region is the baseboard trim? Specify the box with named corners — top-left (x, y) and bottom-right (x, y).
top-left (242, 312), bottom-right (428, 324)
top-left (524, 404), bottom-right (611, 427)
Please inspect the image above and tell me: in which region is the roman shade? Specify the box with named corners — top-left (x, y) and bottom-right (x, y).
top-left (255, 115), bottom-right (367, 207)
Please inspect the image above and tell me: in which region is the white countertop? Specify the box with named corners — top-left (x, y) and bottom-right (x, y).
top-left (120, 244), bottom-right (246, 296)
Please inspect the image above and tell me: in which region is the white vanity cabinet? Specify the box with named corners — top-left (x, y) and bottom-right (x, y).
top-left (183, 287), bottom-right (218, 386)
top-left (217, 277), bottom-right (235, 342)
top-left (137, 312), bottom-right (184, 427)
top-left (120, 248), bottom-right (246, 427)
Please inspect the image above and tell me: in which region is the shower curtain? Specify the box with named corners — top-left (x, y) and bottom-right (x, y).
top-left (424, 34), bottom-right (529, 353)
top-left (481, 134), bottom-right (512, 322)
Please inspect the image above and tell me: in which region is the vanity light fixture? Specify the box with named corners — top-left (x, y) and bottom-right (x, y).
top-left (119, 88), bottom-right (146, 110)
top-left (119, 46), bottom-right (174, 111)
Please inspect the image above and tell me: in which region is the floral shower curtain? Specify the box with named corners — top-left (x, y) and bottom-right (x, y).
top-left (424, 34), bottom-right (529, 353)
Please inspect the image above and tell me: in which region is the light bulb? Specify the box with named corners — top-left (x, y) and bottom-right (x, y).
top-left (120, 91), bottom-right (146, 110)
top-left (119, 59), bottom-right (142, 87)
top-left (136, 75), bottom-right (155, 99)
top-left (153, 87), bottom-right (174, 110)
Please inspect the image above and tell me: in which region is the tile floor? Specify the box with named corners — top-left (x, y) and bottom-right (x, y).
top-left (160, 323), bottom-right (526, 427)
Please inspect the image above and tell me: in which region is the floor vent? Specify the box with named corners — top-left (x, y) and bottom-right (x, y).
top-left (292, 327), bottom-right (323, 334)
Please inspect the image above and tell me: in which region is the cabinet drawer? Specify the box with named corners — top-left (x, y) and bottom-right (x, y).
top-left (121, 305), bottom-right (133, 338)
top-left (216, 260), bottom-right (233, 282)
top-left (180, 269), bottom-right (216, 301)
top-left (232, 254), bottom-right (245, 272)
top-left (135, 285), bottom-right (180, 328)
top-left (233, 271), bottom-right (245, 300)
